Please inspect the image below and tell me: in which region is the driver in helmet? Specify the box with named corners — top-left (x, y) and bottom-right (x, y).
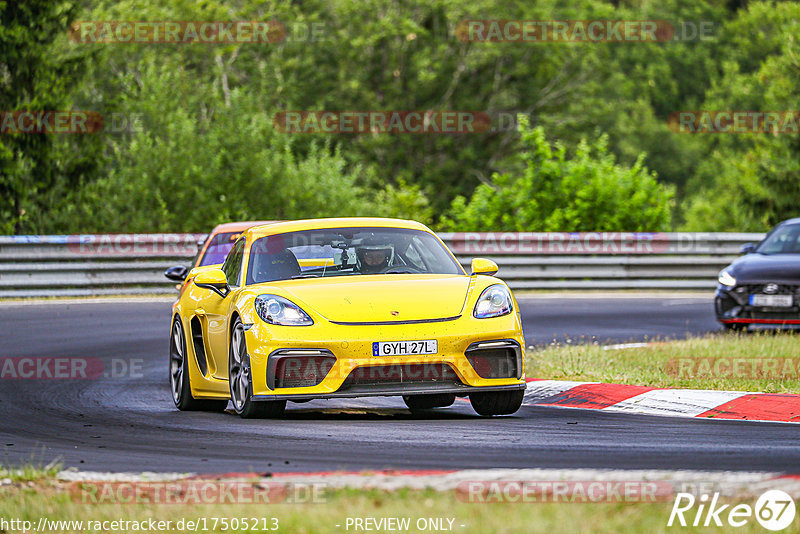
top-left (356, 241), bottom-right (394, 274)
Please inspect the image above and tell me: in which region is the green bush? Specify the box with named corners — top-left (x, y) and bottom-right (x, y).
top-left (440, 117), bottom-right (674, 232)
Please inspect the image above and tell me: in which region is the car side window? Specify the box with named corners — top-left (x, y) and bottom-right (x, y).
top-left (409, 236), bottom-right (439, 270)
top-left (222, 239), bottom-right (245, 287)
top-left (402, 239), bottom-right (427, 271)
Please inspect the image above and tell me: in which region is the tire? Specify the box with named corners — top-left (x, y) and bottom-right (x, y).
top-left (403, 393), bottom-right (456, 413)
top-left (469, 389), bottom-right (525, 416)
top-left (229, 318), bottom-right (286, 419)
top-left (170, 317), bottom-right (228, 412)
top-left (723, 322), bottom-right (748, 332)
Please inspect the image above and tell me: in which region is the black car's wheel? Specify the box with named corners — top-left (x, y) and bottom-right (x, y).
top-left (403, 393), bottom-right (455, 413)
top-left (229, 318), bottom-right (286, 419)
top-left (170, 317), bottom-right (228, 412)
top-left (723, 322), bottom-right (748, 332)
top-left (469, 389), bottom-right (525, 416)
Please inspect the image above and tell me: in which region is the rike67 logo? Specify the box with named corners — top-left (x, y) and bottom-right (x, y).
top-left (668, 490), bottom-right (796, 531)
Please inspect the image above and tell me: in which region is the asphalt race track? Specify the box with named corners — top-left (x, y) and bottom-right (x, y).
top-left (518, 295), bottom-right (720, 345)
top-left (1, 297), bottom-right (798, 475)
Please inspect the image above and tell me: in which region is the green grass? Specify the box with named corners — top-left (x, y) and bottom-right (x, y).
top-left (527, 331), bottom-right (800, 393)
top-left (1, 479), bottom-right (795, 534)
top-left (0, 460), bottom-right (62, 483)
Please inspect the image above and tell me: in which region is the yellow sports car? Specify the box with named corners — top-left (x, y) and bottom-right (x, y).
top-left (170, 217), bottom-right (526, 418)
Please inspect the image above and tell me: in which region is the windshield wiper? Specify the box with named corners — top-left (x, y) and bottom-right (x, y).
top-left (291, 274), bottom-right (321, 279)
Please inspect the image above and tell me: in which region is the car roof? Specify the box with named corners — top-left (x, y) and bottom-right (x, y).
top-left (779, 218), bottom-right (800, 226)
top-left (209, 220), bottom-right (279, 234)
top-left (245, 217), bottom-right (430, 241)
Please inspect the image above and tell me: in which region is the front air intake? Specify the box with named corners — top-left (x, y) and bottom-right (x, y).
top-left (190, 316), bottom-right (209, 376)
top-left (465, 340), bottom-right (521, 379)
top-left (268, 349), bottom-right (336, 389)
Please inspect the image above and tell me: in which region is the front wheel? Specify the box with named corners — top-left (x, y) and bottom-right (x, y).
top-left (470, 389), bottom-right (525, 416)
top-left (229, 319), bottom-right (286, 419)
top-left (403, 393), bottom-right (455, 413)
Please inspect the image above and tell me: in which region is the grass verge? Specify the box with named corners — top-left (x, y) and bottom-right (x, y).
top-left (0, 460), bottom-right (62, 483)
top-left (1, 477), bottom-right (795, 534)
top-left (527, 331), bottom-right (800, 393)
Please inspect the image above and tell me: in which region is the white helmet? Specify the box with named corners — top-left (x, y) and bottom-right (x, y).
top-left (356, 241), bottom-right (394, 274)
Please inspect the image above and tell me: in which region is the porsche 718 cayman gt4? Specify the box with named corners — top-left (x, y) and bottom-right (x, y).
top-left (169, 218), bottom-right (527, 418)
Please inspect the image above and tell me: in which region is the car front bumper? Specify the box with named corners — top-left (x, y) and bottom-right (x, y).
top-left (252, 383), bottom-right (526, 401)
top-left (715, 284), bottom-right (800, 324)
top-left (243, 313), bottom-right (526, 398)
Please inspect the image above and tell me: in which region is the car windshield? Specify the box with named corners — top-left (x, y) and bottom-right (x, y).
top-left (756, 224), bottom-right (800, 254)
top-left (198, 231), bottom-right (243, 266)
top-left (246, 227), bottom-right (464, 285)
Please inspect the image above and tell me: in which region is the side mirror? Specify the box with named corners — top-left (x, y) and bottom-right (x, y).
top-left (740, 243), bottom-right (756, 255)
top-left (164, 265), bottom-right (188, 282)
top-left (194, 268), bottom-right (230, 297)
top-left (470, 258), bottom-right (499, 276)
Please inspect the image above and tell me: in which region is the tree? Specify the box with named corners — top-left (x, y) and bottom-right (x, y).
top-left (44, 67), bottom-right (373, 232)
top-left (0, 0), bottom-right (99, 233)
top-left (441, 117), bottom-right (674, 231)
top-left (682, 2), bottom-right (800, 230)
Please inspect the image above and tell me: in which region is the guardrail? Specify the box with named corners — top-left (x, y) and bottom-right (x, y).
top-left (0, 232), bottom-right (765, 297)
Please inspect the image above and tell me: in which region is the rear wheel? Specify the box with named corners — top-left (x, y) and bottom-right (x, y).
top-left (229, 319), bottom-right (286, 419)
top-left (403, 393), bottom-right (455, 413)
top-left (470, 389), bottom-right (525, 416)
top-left (170, 317), bottom-right (228, 412)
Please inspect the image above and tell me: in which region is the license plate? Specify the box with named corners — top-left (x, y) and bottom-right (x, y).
top-left (373, 340), bottom-right (437, 357)
top-left (750, 294), bottom-right (793, 307)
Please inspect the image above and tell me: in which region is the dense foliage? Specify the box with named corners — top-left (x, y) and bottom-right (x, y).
top-left (441, 117), bottom-right (674, 231)
top-left (1, 0), bottom-right (797, 234)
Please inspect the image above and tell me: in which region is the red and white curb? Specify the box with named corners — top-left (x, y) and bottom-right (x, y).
top-left (523, 379), bottom-right (800, 424)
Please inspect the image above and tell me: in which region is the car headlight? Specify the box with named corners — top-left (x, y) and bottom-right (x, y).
top-left (254, 295), bottom-right (313, 326)
top-left (718, 270), bottom-right (736, 288)
top-left (473, 284), bottom-right (514, 319)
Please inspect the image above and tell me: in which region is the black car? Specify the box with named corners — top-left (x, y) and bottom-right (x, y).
top-left (715, 218), bottom-right (800, 331)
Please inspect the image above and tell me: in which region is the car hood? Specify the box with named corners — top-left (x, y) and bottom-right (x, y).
top-left (728, 254), bottom-right (800, 284)
top-left (277, 274), bottom-right (472, 323)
